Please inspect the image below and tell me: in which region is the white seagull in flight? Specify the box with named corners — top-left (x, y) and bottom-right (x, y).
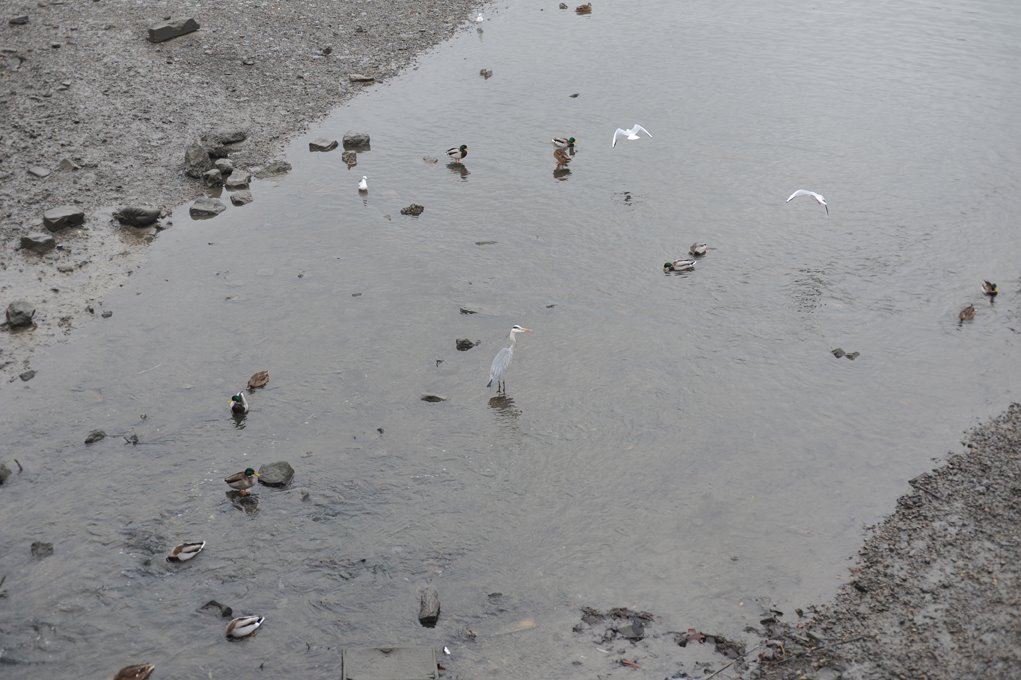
top-left (611, 124), bottom-right (652, 148)
top-left (786, 189), bottom-right (828, 215)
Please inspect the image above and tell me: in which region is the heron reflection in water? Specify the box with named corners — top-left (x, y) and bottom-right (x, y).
top-left (487, 325), bottom-right (530, 395)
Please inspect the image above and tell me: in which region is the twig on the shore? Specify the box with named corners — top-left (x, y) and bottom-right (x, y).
top-left (138, 363), bottom-right (162, 374)
top-left (912, 482), bottom-right (944, 501)
top-left (14, 459), bottom-right (23, 473)
top-left (704, 643), bottom-right (764, 679)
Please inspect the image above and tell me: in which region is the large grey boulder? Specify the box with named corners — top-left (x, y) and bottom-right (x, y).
top-left (147, 17), bottom-right (199, 43)
top-left (42, 205), bottom-right (84, 231)
top-left (113, 206), bottom-right (161, 227)
top-left (189, 197), bottom-right (226, 219)
top-left (342, 132), bottom-right (371, 150)
top-left (203, 168), bottom-right (224, 187)
top-left (6, 302), bottom-right (36, 328)
top-left (215, 158), bottom-right (234, 176)
top-left (418, 586), bottom-right (441, 627)
top-left (309, 137), bottom-right (338, 152)
top-left (184, 140), bottom-right (213, 178)
top-left (202, 128), bottom-right (247, 158)
top-left (20, 232), bottom-right (55, 254)
top-left (257, 461), bottom-right (294, 487)
top-left (230, 190), bottom-right (253, 206)
top-left (224, 171), bottom-right (251, 190)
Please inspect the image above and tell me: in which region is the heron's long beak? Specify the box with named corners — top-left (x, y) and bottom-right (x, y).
top-left (522, 327), bottom-right (532, 332)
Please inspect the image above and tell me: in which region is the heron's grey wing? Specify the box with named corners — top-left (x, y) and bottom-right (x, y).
top-left (489, 347), bottom-right (513, 384)
top-left (611, 128), bottom-right (626, 148)
top-left (632, 124), bottom-right (651, 137)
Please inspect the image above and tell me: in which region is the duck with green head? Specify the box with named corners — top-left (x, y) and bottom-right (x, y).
top-left (446, 144), bottom-right (468, 164)
top-left (225, 467), bottom-right (259, 495)
top-left (230, 392), bottom-right (249, 415)
top-left (552, 136), bottom-right (576, 149)
top-left (663, 259), bottom-right (696, 273)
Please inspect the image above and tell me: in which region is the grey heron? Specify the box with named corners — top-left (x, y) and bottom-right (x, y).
top-left (487, 325), bottom-right (531, 394)
top-left (786, 189), bottom-right (828, 215)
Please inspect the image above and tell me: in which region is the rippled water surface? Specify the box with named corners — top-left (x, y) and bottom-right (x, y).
top-left (4, 1), bottom-right (1021, 677)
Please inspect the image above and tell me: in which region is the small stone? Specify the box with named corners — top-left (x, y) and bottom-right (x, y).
top-left (831, 348), bottom-right (845, 358)
top-left (203, 168), bottom-right (224, 187)
top-left (421, 394), bottom-right (448, 403)
top-left (230, 190), bottom-right (253, 206)
top-left (242, 58), bottom-right (255, 66)
top-left (20, 232), bottom-right (56, 254)
top-left (342, 132), bottom-right (371, 150)
top-left (27, 165), bottom-right (50, 178)
top-left (9, 15), bottom-right (29, 25)
top-left (147, 17), bottom-right (199, 43)
top-left (348, 73), bottom-right (374, 83)
top-left (113, 206), bottom-right (161, 227)
top-left (57, 158), bottom-right (79, 171)
top-left (5, 301), bottom-right (36, 328)
top-left (215, 158), bottom-right (234, 176)
top-left (0, 463), bottom-right (10, 484)
top-left (205, 127), bottom-right (247, 145)
top-left (43, 205), bottom-right (85, 231)
top-left (189, 197), bottom-right (226, 219)
top-left (309, 137), bottom-right (339, 152)
top-left (100, 311), bottom-right (112, 318)
top-left (846, 351), bottom-right (860, 360)
top-left (456, 338), bottom-right (477, 351)
top-left (31, 542), bottom-right (54, 558)
top-left (400, 204), bottom-right (424, 216)
top-left (84, 429), bottom-right (106, 444)
top-left (50, 42), bottom-right (61, 49)
top-left (19, 369), bottom-right (36, 381)
top-left (257, 461), bottom-right (294, 488)
top-left (224, 171), bottom-right (251, 190)
top-left (253, 160), bottom-right (291, 178)
top-left (184, 140), bottom-right (213, 178)
top-left (419, 586), bottom-right (441, 627)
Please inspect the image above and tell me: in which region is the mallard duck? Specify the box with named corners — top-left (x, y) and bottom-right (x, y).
top-left (664, 259), bottom-right (696, 273)
top-left (225, 467), bottom-right (259, 495)
top-left (113, 664), bottom-right (155, 680)
top-left (553, 148), bottom-right (572, 170)
top-left (552, 137), bottom-right (576, 149)
top-left (226, 615), bottom-right (265, 639)
top-left (230, 392), bottom-right (249, 415)
top-left (166, 541), bottom-right (206, 563)
top-left (247, 370), bottom-right (269, 390)
top-left (981, 280), bottom-right (998, 297)
top-left (446, 144), bottom-right (468, 164)
top-left (959, 304), bottom-right (976, 322)
top-left (689, 243), bottom-right (708, 257)
top-left (576, 3), bottom-right (592, 14)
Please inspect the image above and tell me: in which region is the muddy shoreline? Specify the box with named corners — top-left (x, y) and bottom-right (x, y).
top-left (0, 0), bottom-right (483, 381)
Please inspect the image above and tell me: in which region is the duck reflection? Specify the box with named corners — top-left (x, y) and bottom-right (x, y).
top-left (447, 163), bottom-right (470, 179)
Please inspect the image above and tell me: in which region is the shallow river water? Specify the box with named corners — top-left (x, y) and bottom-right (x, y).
top-left (3, 1), bottom-right (1021, 678)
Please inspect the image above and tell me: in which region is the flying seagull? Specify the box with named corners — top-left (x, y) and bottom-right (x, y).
top-left (611, 124), bottom-right (652, 148)
top-left (786, 189), bottom-right (828, 215)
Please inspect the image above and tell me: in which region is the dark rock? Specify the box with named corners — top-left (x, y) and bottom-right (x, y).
top-left (189, 197), bottom-right (226, 218)
top-left (200, 600), bottom-right (233, 618)
top-left (215, 158), bottom-right (234, 175)
top-left (348, 73), bottom-right (374, 83)
top-left (230, 190), bottom-right (253, 206)
top-left (341, 150), bottom-right (357, 167)
top-left (253, 160), bottom-right (291, 178)
top-left (43, 205), bottom-right (85, 231)
top-left (831, 348), bottom-right (845, 358)
top-left (184, 140), bottom-right (213, 178)
top-left (84, 429), bottom-right (106, 445)
top-left (31, 542), bottom-right (53, 558)
top-left (459, 307), bottom-right (477, 315)
top-left (20, 232), bottom-right (56, 254)
top-left (147, 17), bottom-right (199, 43)
top-left (419, 586), bottom-right (441, 627)
top-left (616, 617), bottom-right (645, 640)
top-left (400, 204), bottom-right (424, 216)
top-left (203, 168), bottom-right (224, 187)
top-left (257, 461), bottom-right (294, 487)
top-left (27, 165), bottom-right (50, 178)
top-left (10, 15), bottom-right (29, 25)
top-left (456, 338), bottom-right (477, 351)
top-left (309, 137), bottom-right (338, 152)
top-left (342, 132), bottom-right (371, 150)
top-left (224, 171), bottom-right (251, 190)
top-left (6, 301), bottom-right (36, 328)
top-left (113, 206), bottom-right (161, 227)
top-left (846, 351), bottom-right (860, 360)
top-left (421, 394), bottom-right (448, 403)
top-left (100, 311), bottom-right (112, 318)
top-left (19, 369), bottom-right (36, 381)
top-left (0, 463), bottom-right (11, 485)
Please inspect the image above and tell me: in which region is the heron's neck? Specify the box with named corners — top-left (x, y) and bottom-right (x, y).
top-left (508, 332), bottom-right (518, 347)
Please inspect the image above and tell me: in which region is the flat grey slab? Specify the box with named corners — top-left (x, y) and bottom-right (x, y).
top-left (341, 646), bottom-right (437, 680)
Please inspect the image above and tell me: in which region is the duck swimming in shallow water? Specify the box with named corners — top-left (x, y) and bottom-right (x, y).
top-left (225, 467), bottom-right (259, 495)
top-left (552, 136), bottom-right (576, 149)
top-left (664, 259), bottom-right (696, 273)
top-left (981, 280), bottom-right (998, 297)
top-left (226, 615), bottom-right (265, 639)
top-left (959, 304), bottom-right (976, 322)
top-left (230, 392), bottom-right (249, 415)
top-left (553, 148), bottom-right (572, 170)
top-left (689, 243), bottom-right (708, 257)
top-left (166, 541), bottom-right (206, 563)
top-left (113, 664), bottom-right (156, 680)
top-left (446, 144), bottom-right (468, 164)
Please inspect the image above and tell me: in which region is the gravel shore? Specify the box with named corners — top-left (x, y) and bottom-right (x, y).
top-left (753, 404), bottom-right (1021, 679)
top-left (0, 0), bottom-right (482, 380)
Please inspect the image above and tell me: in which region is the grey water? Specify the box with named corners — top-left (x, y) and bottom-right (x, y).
top-left (3, 1), bottom-right (1021, 677)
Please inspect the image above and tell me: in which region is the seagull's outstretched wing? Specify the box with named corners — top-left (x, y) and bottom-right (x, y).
top-left (786, 189), bottom-right (812, 202)
top-left (611, 128), bottom-right (627, 148)
top-left (632, 124), bottom-right (652, 138)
